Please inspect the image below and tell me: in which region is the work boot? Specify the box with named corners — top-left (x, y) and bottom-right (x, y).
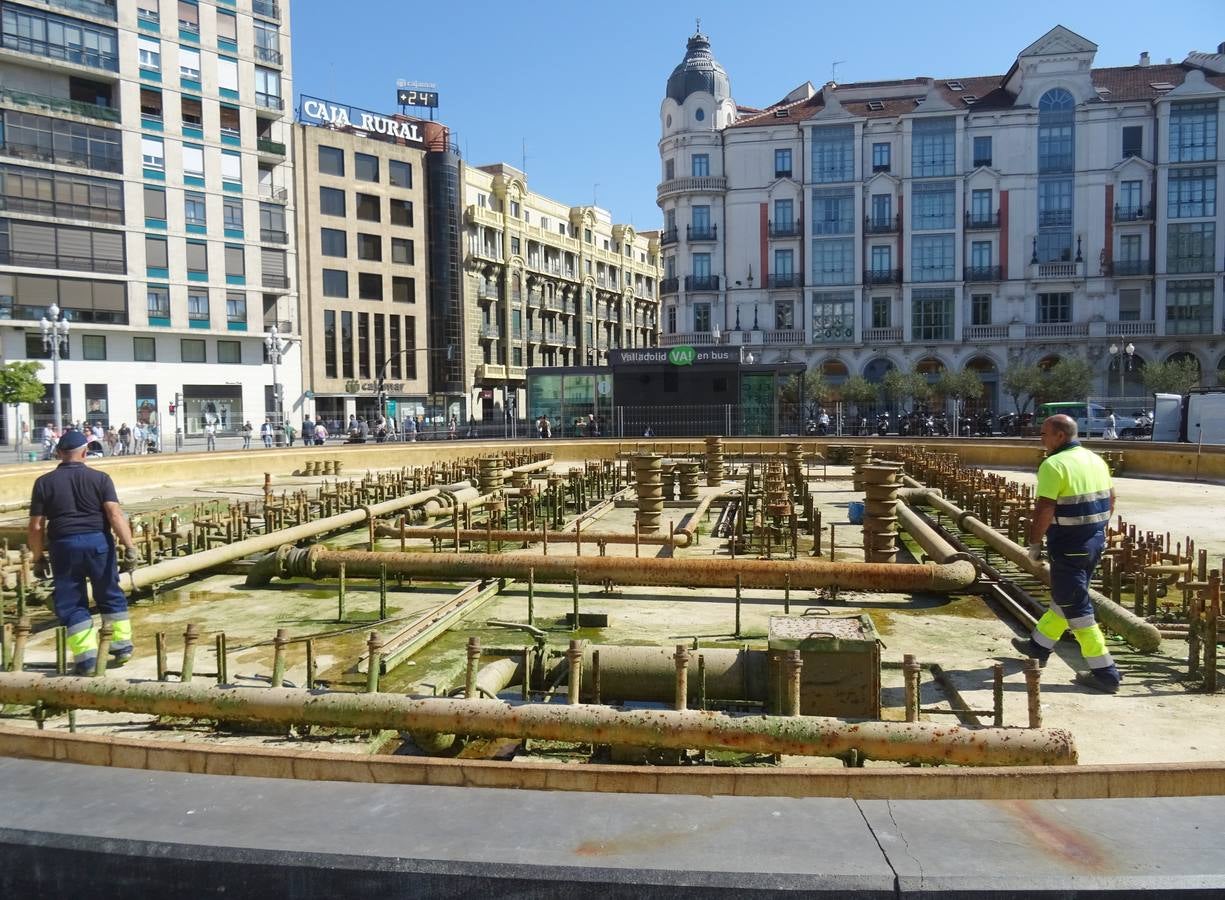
top-left (73, 659), bottom-right (96, 677)
top-left (1074, 671), bottom-right (1121, 695)
top-left (1010, 637), bottom-right (1049, 667)
top-left (109, 642), bottom-right (134, 666)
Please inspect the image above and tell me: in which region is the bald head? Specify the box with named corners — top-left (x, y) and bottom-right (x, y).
top-left (1040, 414), bottom-right (1078, 451)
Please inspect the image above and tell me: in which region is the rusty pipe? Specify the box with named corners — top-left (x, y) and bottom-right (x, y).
top-left (579, 644), bottom-right (767, 705)
top-left (270, 545), bottom-right (979, 593)
top-left (902, 490), bottom-right (1161, 653)
top-left (0, 672), bottom-right (1077, 767)
top-left (895, 501), bottom-right (962, 564)
top-left (126, 488), bottom-right (443, 593)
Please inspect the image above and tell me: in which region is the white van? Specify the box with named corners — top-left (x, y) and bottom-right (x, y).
top-left (1186, 390), bottom-right (1225, 445)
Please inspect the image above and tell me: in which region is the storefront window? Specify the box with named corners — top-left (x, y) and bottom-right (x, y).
top-left (182, 385), bottom-right (242, 435)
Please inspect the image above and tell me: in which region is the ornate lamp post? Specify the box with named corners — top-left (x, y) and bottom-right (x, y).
top-left (264, 325), bottom-right (292, 431)
top-left (1108, 341), bottom-right (1136, 397)
top-left (39, 303), bottom-right (70, 430)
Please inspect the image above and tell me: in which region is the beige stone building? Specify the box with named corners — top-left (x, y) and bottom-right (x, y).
top-left (463, 164), bottom-right (661, 423)
top-left (293, 107), bottom-right (429, 426)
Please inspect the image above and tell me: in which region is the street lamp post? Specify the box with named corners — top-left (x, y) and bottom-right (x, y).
top-left (264, 325), bottom-right (293, 438)
top-left (39, 304), bottom-right (70, 431)
top-left (1108, 341), bottom-right (1136, 398)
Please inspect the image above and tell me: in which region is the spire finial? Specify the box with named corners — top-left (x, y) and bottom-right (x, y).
top-left (695, 17), bottom-right (701, 33)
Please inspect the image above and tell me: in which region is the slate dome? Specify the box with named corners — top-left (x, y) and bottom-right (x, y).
top-left (666, 31), bottom-right (730, 104)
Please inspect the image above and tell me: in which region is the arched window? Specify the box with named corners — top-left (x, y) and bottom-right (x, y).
top-left (863, 357), bottom-right (895, 383)
top-left (821, 359), bottom-right (849, 385)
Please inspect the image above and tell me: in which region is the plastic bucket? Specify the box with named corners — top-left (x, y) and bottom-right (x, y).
top-left (847, 501), bottom-right (865, 525)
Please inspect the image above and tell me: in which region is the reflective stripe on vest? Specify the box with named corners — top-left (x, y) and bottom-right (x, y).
top-left (1055, 488), bottom-right (1112, 527)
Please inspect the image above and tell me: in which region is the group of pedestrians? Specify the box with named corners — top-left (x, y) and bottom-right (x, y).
top-left (39, 422), bottom-right (157, 459)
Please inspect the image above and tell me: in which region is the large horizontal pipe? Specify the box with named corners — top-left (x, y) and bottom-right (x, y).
top-left (0, 673), bottom-right (1076, 767)
top-left (260, 545), bottom-right (979, 593)
top-left (903, 490), bottom-right (1161, 653)
top-left (124, 487), bottom-right (443, 593)
top-left (376, 490), bottom-right (727, 549)
top-left (895, 501), bottom-right (962, 564)
top-left (580, 645), bottom-right (767, 705)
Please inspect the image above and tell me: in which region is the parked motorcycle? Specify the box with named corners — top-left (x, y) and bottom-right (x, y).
top-left (876, 413), bottom-right (890, 436)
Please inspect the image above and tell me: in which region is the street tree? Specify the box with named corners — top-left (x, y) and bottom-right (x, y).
top-left (839, 374), bottom-right (878, 415)
top-left (0, 361), bottom-right (45, 407)
top-left (1001, 362), bottom-right (1044, 413)
top-left (1141, 357), bottom-right (1202, 396)
top-left (1040, 357), bottom-right (1094, 404)
top-left (778, 367), bottom-right (828, 419)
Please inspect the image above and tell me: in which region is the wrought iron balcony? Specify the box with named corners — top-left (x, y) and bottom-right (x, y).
top-left (767, 274), bottom-right (803, 289)
top-left (964, 211), bottom-right (999, 230)
top-left (768, 220), bottom-right (803, 238)
top-left (255, 92), bottom-right (284, 111)
top-left (684, 275), bottom-right (720, 291)
top-left (864, 268), bottom-right (901, 285)
top-left (864, 215), bottom-right (900, 234)
top-left (964, 265), bottom-right (1001, 282)
top-left (1114, 204), bottom-right (1153, 223)
top-left (660, 226), bottom-right (679, 245)
top-left (660, 277), bottom-right (679, 294)
top-left (686, 224), bottom-right (718, 241)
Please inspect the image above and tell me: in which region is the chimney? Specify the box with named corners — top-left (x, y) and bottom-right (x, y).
top-left (1139, 51), bottom-right (1150, 67)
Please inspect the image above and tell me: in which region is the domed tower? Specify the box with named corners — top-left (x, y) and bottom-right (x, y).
top-left (658, 28), bottom-right (735, 342)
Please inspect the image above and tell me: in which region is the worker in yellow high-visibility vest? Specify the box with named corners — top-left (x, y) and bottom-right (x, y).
top-left (27, 429), bottom-right (139, 675)
top-left (1012, 414), bottom-right (1122, 693)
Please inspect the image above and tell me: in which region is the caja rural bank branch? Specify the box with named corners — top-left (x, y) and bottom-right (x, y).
top-left (525, 347), bottom-right (803, 437)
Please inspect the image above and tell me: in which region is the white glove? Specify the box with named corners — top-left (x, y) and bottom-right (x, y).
top-left (1026, 543), bottom-right (1043, 563)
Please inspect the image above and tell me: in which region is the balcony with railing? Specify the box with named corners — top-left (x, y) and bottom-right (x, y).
top-left (475, 363), bottom-right (505, 382)
top-left (0, 86), bottom-right (119, 123)
top-left (767, 273), bottom-right (803, 289)
top-left (257, 138), bottom-right (286, 157)
top-left (262, 317), bottom-right (294, 333)
top-left (0, 137), bottom-right (121, 173)
top-left (812, 218), bottom-right (854, 236)
top-left (962, 324), bottom-right (1009, 341)
top-left (761, 329), bottom-right (805, 345)
top-left (49, 0), bottom-right (117, 20)
top-left (656, 175), bottom-right (728, 201)
top-left (1114, 203), bottom-right (1153, 223)
top-left (1025, 321), bottom-right (1089, 338)
top-left (0, 247), bottom-right (124, 274)
top-left (259, 228), bottom-right (288, 244)
top-left (527, 328), bottom-right (544, 343)
top-left (964, 210), bottom-right (1000, 230)
top-left (863, 326), bottom-right (903, 343)
top-left (768, 219), bottom-right (803, 238)
top-left (659, 331), bottom-right (721, 347)
top-left (478, 323), bottom-right (501, 340)
top-left (255, 92), bottom-right (284, 111)
top-left (258, 184), bottom-right (288, 203)
top-left (864, 268), bottom-right (901, 285)
top-left (864, 215), bottom-right (900, 235)
top-left (686, 224), bottom-right (718, 241)
top-left (252, 0), bottom-right (280, 19)
top-left (1031, 261), bottom-right (1082, 280)
top-left (254, 45), bottom-right (283, 66)
top-left (1105, 320), bottom-right (1156, 337)
top-left (1110, 259), bottom-right (1153, 277)
top-left (660, 277), bottom-right (679, 294)
top-left (684, 275), bottom-right (720, 291)
top-left (660, 226), bottom-right (678, 245)
top-left (965, 265), bottom-right (1001, 282)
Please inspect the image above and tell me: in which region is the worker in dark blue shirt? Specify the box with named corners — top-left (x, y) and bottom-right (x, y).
top-left (28, 429), bottom-right (139, 675)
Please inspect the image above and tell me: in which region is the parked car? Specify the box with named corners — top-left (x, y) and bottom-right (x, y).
top-left (1036, 401), bottom-right (1114, 438)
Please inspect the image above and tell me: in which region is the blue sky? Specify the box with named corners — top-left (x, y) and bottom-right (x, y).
top-left (291, 0), bottom-right (1222, 228)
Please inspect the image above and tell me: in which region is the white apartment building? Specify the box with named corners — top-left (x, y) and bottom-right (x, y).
top-left (463, 162), bottom-right (660, 422)
top-left (0, 0), bottom-right (298, 445)
top-left (658, 26), bottom-right (1225, 409)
